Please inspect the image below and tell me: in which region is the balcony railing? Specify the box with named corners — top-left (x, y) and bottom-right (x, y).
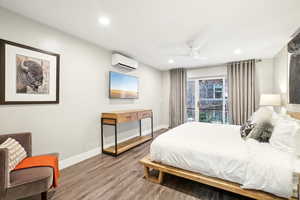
top-left (186, 108), bottom-right (228, 124)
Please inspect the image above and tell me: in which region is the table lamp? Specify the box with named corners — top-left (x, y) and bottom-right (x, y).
top-left (260, 94), bottom-right (281, 106)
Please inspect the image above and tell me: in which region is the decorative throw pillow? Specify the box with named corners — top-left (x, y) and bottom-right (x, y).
top-left (240, 120), bottom-right (256, 139)
top-left (247, 121), bottom-right (274, 143)
top-left (0, 138), bottom-right (27, 171)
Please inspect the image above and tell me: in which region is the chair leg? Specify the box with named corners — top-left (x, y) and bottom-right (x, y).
top-left (41, 192), bottom-right (47, 200)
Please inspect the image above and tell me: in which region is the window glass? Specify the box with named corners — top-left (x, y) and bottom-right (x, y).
top-left (186, 77), bottom-right (228, 124)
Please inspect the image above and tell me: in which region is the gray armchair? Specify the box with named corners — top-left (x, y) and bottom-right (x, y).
top-left (0, 133), bottom-right (58, 200)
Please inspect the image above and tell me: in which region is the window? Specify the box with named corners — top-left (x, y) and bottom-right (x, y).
top-left (186, 77), bottom-right (228, 124)
top-left (214, 86), bottom-right (222, 99)
top-left (187, 80), bottom-right (195, 121)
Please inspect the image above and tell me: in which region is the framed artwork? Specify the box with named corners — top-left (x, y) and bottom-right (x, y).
top-left (0, 39), bottom-right (60, 104)
top-left (288, 32), bottom-right (300, 104)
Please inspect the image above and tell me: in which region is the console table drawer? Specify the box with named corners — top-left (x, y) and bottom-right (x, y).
top-left (118, 113), bottom-right (138, 123)
top-left (138, 111), bottom-right (152, 119)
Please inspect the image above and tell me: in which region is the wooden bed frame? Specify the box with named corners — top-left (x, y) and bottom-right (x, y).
top-left (288, 112), bottom-right (300, 120)
top-left (140, 155), bottom-right (297, 200)
top-left (140, 111), bottom-right (300, 200)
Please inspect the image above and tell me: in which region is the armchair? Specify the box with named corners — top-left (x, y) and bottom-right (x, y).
top-left (0, 132), bottom-right (58, 200)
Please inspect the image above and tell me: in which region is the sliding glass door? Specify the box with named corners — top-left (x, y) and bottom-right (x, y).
top-left (187, 77), bottom-right (228, 124)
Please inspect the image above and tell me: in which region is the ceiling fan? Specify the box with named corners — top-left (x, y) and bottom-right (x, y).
top-left (163, 40), bottom-right (206, 60)
top-left (182, 41), bottom-right (203, 59)
top-left (163, 27), bottom-right (211, 60)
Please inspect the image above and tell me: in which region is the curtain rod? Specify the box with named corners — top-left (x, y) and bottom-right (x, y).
top-left (229, 59), bottom-right (262, 64)
top-left (184, 59), bottom-right (262, 70)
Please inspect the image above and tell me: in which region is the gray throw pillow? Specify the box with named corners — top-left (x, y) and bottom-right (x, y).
top-left (247, 121), bottom-right (274, 143)
top-left (240, 120), bottom-right (255, 139)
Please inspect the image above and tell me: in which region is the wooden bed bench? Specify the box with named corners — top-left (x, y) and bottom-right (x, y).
top-left (140, 155), bottom-right (297, 200)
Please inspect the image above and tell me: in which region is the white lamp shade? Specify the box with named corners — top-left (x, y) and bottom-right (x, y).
top-left (259, 94), bottom-right (281, 106)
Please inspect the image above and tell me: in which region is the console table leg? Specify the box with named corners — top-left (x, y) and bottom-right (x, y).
top-left (101, 118), bottom-right (104, 153)
top-left (115, 121), bottom-right (118, 156)
top-left (151, 114), bottom-right (153, 138)
top-left (139, 120), bottom-right (142, 137)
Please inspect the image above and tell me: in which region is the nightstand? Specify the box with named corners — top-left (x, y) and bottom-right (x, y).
top-left (295, 172), bottom-right (300, 200)
top-left (294, 158), bottom-right (300, 200)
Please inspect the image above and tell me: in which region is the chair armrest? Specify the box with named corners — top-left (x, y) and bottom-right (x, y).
top-left (0, 148), bottom-right (9, 193)
top-left (0, 133), bottom-right (32, 157)
top-left (31, 153), bottom-right (60, 170)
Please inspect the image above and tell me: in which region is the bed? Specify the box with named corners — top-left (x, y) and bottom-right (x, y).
top-left (140, 121), bottom-right (299, 200)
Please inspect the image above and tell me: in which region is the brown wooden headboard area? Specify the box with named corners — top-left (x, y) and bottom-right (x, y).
top-left (288, 112), bottom-right (300, 120)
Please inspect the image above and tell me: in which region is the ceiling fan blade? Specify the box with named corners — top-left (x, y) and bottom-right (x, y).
top-left (161, 25), bottom-right (215, 58)
top-left (188, 25), bottom-right (213, 50)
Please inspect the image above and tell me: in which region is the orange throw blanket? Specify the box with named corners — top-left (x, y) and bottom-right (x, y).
top-left (14, 155), bottom-right (60, 188)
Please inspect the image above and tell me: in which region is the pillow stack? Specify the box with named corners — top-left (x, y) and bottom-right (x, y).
top-left (0, 138), bottom-right (27, 171)
top-left (241, 107), bottom-right (300, 153)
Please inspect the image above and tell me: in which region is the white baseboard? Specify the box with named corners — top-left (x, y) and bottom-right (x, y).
top-left (103, 124), bottom-right (169, 149)
top-left (59, 125), bottom-right (168, 170)
top-left (157, 124), bottom-right (169, 129)
top-left (60, 148), bottom-right (101, 169)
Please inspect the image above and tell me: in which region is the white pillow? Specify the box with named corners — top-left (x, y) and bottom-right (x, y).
top-left (251, 107), bottom-right (274, 124)
top-left (270, 117), bottom-right (299, 153)
top-left (0, 138), bottom-right (27, 171)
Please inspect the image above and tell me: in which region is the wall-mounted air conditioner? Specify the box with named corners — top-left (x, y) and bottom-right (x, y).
top-left (112, 53), bottom-right (138, 70)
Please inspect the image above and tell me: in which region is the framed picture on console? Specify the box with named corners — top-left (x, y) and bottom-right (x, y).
top-left (0, 39), bottom-right (60, 104)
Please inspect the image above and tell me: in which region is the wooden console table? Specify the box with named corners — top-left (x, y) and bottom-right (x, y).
top-left (101, 109), bottom-right (153, 157)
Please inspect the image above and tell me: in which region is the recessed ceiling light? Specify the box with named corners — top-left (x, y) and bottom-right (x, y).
top-left (98, 16), bottom-right (110, 26)
top-left (168, 59), bottom-right (174, 64)
top-left (234, 48), bottom-right (242, 55)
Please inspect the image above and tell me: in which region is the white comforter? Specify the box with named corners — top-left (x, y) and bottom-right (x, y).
top-left (150, 122), bottom-right (294, 198)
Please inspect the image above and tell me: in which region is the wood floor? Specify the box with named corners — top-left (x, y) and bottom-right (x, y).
top-left (23, 129), bottom-right (252, 200)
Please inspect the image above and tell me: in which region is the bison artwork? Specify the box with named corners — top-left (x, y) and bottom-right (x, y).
top-left (16, 55), bottom-right (50, 94)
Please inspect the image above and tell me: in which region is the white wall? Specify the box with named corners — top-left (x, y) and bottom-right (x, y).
top-left (274, 46), bottom-right (289, 106)
top-left (273, 46), bottom-right (300, 112)
top-left (0, 8), bottom-right (165, 161)
top-left (255, 59), bottom-right (274, 107)
top-left (187, 65), bottom-right (227, 78)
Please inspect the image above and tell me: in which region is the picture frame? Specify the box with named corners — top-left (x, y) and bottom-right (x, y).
top-left (288, 32), bottom-right (300, 104)
top-left (0, 39), bottom-right (60, 104)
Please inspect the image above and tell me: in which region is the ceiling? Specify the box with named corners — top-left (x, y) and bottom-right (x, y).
top-left (0, 0), bottom-right (300, 70)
